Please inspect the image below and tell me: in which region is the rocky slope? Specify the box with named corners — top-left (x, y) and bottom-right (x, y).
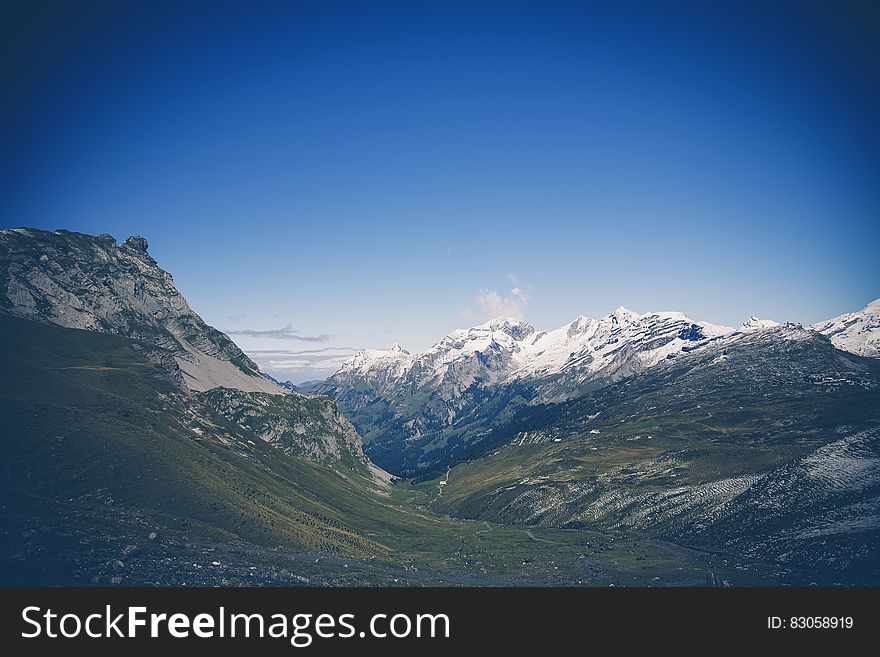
top-left (197, 388), bottom-right (370, 466)
top-left (4, 313), bottom-right (730, 587)
top-left (0, 229), bottom-right (409, 584)
top-left (0, 227), bottom-right (279, 393)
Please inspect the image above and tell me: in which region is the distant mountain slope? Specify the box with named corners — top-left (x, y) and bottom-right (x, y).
top-left (313, 310), bottom-right (740, 474)
top-left (813, 299), bottom-right (880, 358)
top-left (325, 309), bottom-right (732, 408)
top-left (0, 227), bottom-right (279, 393)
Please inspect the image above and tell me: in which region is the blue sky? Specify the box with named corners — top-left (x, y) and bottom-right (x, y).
top-left (2, 1), bottom-right (879, 381)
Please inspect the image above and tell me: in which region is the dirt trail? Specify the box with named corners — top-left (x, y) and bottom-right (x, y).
top-left (50, 366), bottom-right (125, 371)
top-left (473, 521), bottom-right (565, 546)
top-left (522, 529), bottom-right (565, 545)
top-left (434, 466), bottom-right (452, 501)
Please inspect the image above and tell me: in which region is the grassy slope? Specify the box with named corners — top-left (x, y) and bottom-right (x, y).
top-left (0, 314), bottom-right (390, 554)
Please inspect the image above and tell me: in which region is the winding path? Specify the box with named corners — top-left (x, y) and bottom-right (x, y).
top-left (434, 466), bottom-right (452, 501)
top-left (473, 521), bottom-right (565, 545)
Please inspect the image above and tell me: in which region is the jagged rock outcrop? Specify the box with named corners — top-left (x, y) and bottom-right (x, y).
top-left (0, 227), bottom-right (279, 393)
top-left (197, 388), bottom-right (368, 465)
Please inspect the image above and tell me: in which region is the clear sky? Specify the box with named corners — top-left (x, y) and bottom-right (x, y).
top-left (2, 1), bottom-right (879, 382)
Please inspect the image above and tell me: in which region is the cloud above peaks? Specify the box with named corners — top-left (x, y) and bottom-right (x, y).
top-left (464, 287), bottom-right (530, 321)
top-left (225, 323), bottom-right (331, 342)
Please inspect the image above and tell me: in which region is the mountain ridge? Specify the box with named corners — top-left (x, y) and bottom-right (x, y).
top-left (318, 300), bottom-right (878, 473)
top-left (334, 299), bottom-right (879, 383)
top-left (423, 321), bottom-right (880, 583)
top-left (0, 227), bottom-right (281, 394)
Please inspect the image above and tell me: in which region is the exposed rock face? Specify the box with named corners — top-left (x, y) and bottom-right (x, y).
top-left (129, 342), bottom-right (185, 389)
top-left (0, 227), bottom-right (280, 394)
top-left (196, 388), bottom-right (368, 465)
top-left (122, 235), bottom-right (149, 252)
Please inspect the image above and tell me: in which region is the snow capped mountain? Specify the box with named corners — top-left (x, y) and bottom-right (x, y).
top-left (812, 299), bottom-right (880, 358)
top-left (419, 317), bottom-right (534, 375)
top-left (330, 306), bottom-right (735, 401)
top-left (513, 307), bottom-right (732, 385)
top-left (322, 299), bottom-right (878, 473)
top-left (741, 316), bottom-right (781, 330)
top-left (338, 342), bottom-right (413, 375)
top-left (319, 306), bottom-right (741, 470)
top-left (328, 302), bottom-right (880, 405)
top-left (334, 318), bottom-right (534, 397)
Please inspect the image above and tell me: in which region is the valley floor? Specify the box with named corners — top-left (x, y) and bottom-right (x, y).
top-left (2, 491), bottom-right (786, 587)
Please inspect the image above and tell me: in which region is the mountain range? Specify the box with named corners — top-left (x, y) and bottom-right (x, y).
top-left (2, 227), bottom-right (878, 586)
top-left (317, 299), bottom-right (880, 474)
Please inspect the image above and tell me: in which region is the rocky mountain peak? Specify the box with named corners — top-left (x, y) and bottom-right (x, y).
top-left (0, 227), bottom-right (281, 394)
top-left (606, 306), bottom-right (639, 324)
top-left (476, 317), bottom-right (535, 340)
top-left (742, 316), bottom-right (781, 330)
top-left (122, 235), bottom-right (149, 253)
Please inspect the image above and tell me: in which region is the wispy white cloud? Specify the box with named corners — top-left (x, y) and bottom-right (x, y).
top-left (246, 347), bottom-right (356, 356)
top-left (226, 323), bottom-right (331, 342)
top-left (462, 286), bottom-right (530, 321)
